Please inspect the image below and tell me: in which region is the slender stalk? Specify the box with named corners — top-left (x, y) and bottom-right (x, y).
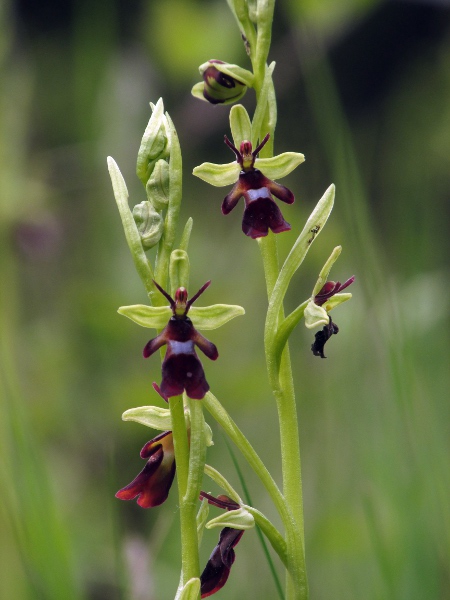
top-left (169, 396), bottom-right (200, 585)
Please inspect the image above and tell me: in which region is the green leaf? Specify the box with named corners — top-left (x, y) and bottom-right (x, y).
top-left (178, 578), bottom-right (200, 600)
top-left (118, 304), bottom-right (171, 329)
top-left (188, 304), bottom-right (245, 329)
top-left (204, 422), bottom-right (214, 448)
top-left (206, 507), bottom-right (255, 530)
top-left (255, 152), bottom-right (305, 180)
top-left (193, 161), bottom-right (239, 187)
top-left (122, 406), bottom-right (172, 430)
top-left (230, 104), bottom-right (252, 146)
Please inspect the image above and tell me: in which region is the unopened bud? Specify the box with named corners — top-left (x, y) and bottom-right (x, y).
top-left (146, 159), bottom-right (170, 211)
top-left (132, 201), bottom-right (164, 250)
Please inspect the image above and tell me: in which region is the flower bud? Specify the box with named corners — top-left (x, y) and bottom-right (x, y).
top-left (132, 201), bottom-right (164, 250)
top-left (191, 60), bottom-right (254, 106)
top-left (136, 98), bottom-right (169, 186)
top-left (146, 159), bottom-right (170, 211)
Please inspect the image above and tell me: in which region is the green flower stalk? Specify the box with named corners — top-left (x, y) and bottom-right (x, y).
top-left (109, 2), bottom-right (354, 598)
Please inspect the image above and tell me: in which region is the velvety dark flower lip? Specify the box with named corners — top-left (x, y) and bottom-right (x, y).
top-left (143, 280), bottom-right (218, 400)
top-left (222, 133), bottom-right (295, 239)
top-left (199, 492), bottom-right (244, 598)
top-left (311, 316), bottom-right (339, 359)
top-left (314, 276), bottom-right (355, 306)
top-left (116, 430), bottom-right (175, 508)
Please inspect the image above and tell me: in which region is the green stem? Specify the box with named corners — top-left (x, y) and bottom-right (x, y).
top-left (203, 392), bottom-right (306, 594)
top-left (169, 396), bottom-right (200, 586)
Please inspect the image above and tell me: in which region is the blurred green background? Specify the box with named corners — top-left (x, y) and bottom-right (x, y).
top-left (1, 0), bottom-right (449, 598)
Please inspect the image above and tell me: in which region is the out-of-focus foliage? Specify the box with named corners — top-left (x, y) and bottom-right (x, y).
top-left (1, 0), bottom-right (449, 599)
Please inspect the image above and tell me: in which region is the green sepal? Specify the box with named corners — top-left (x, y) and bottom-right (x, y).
top-left (230, 104), bottom-right (252, 146)
top-left (121, 405), bottom-right (172, 430)
top-left (199, 61), bottom-right (254, 87)
top-left (320, 292), bottom-right (352, 313)
top-left (146, 159), bottom-right (169, 211)
top-left (312, 245), bottom-right (341, 297)
top-left (193, 161), bottom-right (239, 187)
top-left (136, 98), bottom-right (168, 186)
top-left (191, 81), bottom-right (209, 102)
top-left (170, 249), bottom-right (190, 295)
top-left (178, 578), bottom-right (201, 600)
top-left (132, 201), bottom-right (164, 250)
top-left (196, 498), bottom-right (210, 546)
top-left (255, 152), bottom-right (305, 179)
top-left (206, 507), bottom-right (255, 530)
top-left (304, 300), bottom-right (329, 329)
top-left (188, 304), bottom-right (245, 330)
top-left (118, 303), bottom-right (245, 330)
top-left (118, 304), bottom-right (172, 329)
top-left (204, 464), bottom-right (242, 504)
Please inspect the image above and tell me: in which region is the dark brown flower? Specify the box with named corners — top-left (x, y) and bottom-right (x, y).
top-left (199, 493), bottom-right (243, 598)
top-left (222, 134), bottom-right (294, 239)
top-left (115, 431), bottom-right (175, 508)
top-left (144, 281), bottom-right (218, 400)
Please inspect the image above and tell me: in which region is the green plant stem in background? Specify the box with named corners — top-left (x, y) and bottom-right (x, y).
top-left (169, 396), bottom-right (201, 586)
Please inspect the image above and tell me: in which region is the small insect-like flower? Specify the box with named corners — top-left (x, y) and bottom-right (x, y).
top-left (191, 60), bottom-right (254, 105)
top-left (199, 493), bottom-right (244, 598)
top-left (222, 133), bottom-right (295, 238)
top-left (309, 276), bottom-right (355, 358)
top-left (144, 280), bottom-right (218, 400)
top-left (115, 430), bottom-right (175, 508)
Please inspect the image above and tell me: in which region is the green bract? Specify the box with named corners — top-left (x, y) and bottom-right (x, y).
top-left (118, 303), bottom-right (245, 330)
top-left (177, 578), bottom-right (200, 600)
top-left (206, 507), bottom-right (255, 530)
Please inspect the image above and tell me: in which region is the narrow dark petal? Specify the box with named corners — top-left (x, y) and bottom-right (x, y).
top-left (143, 331), bottom-right (168, 358)
top-left (224, 135), bottom-right (242, 164)
top-left (199, 491), bottom-right (239, 510)
top-left (222, 181), bottom-right (244, 214)
top-left (193, 331), bottom-right (219, 360)
top-left (311, 317), bottom-right (339, 358)
top-left (315, 276), bottom-right (355, 306)
top-left (264, 178), bottom-right (295, 204)
top-left (252, 133), bottom-right (270, 158)
top-left (187, 280), bottom-right (211, 309)
top-left (200, 528), bottom-right (244, 598)
top-left (152, 280), bottom-right (175, 309)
